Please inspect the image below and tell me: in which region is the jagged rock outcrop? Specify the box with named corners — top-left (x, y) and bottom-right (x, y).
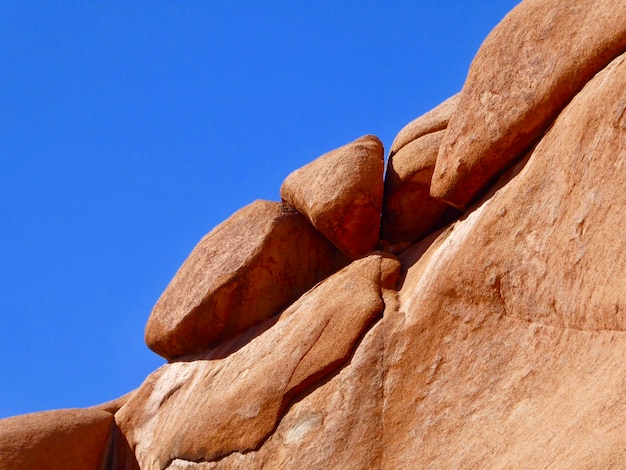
top-left (2, 1), bottom-right (626, 468)
top-left (280, 134), bottom-right (384, 259)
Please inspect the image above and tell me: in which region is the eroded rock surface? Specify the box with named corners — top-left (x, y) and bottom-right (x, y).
top-left (9, 3), bottom-right (626, 469)
top-left (145, 199), bottom-right (346, 360)
top-left (431, 0), bottom-right (626, 208)
top-left (280, 135), bottom-right (384, 259)
top-left (384, 50), bottom-right (626, 468)
top-left (117, 254), bottom-right (399, 469)
top-left (0, 408), bottom-right (114, 470)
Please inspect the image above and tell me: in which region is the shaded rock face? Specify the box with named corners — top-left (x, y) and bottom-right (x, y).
top-left (145, 199), bottom-right (347, 360)
top-left (382, 94), bottom-right (461, 245)
top-left (382, 129), bottom-right (459, 244)
top-left (6, 2), bottom-right (626, 469)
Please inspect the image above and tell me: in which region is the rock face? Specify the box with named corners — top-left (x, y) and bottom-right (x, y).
top-left (385, 50), bottom-right (626, 468)
top-left (280, 135), bottom-right (384, 259)
top-left (145, 200), bottom-right (346, 360)
top-left (0, 408), bottom-right (114, 470)
top-left (5, 2), bottom-right (626, 468)
top-left (431, 0), bottom-right (626, 208)
top-left (116, 254), bottom-right (399, 469)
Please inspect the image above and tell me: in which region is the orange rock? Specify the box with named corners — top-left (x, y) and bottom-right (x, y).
top-left (384, 51), bottom-right (626, 467)
top-left (116, 254), bottom-right (398, 468)
top-left (431, 0), bottom-right (626, 208)
top-left (389, 93), bottom-right (459, 157)
top-left (280, 135), bottom-right (384, 259)
top-left (0, 408), bottom-right (114, 470)
top-left (145, 200), bottom-right (346, 360)
top-left (382, 129), bottom-right (460, 244)
top-left (167, 319), bottom-right (386, 470)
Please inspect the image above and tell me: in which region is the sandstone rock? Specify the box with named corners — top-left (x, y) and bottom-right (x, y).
top-left (384, 51), bottom-right (626, 467)
top-left (389, 93), bottom-right (459, 156)
top-left (117, 254), bottom-right (398, 469)
top-left (0, 408), bottom-right (114, 470)
top-left (431, 0), bottom-right (626, 209)
top-left (382, 129), bottom-right (460, 244)
top-left (145, 200), bottom-right (346, 360)
top-left (280, 135), bottom-right (384, 259)
top-left (165, 319), bottom-right (385, 470)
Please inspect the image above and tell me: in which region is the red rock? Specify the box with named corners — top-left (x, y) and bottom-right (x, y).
top-left (0, 408), bottom-right (114, 470)
top-left (382, 129), bottom-right (459, 244)
top-left (384, 51), bottom-right (626, 467)
top-left (167, 319), bottom-right (386, 470)
top-left (280, 135), bottom-right (384, 259)
top-left (116, 254), bottom-right (398, 468)
top-left (389, 93), bottom-right (459, 157)
top-left (431, 0), bottom-right (626, 208)
top-left (145, 200), bottom-right (346, 360)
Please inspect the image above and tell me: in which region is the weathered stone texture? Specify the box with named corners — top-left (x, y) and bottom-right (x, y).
top-left (117, 254), bottom-right (398, 469)
top-left (384, 50), bottom-right (626, 468)
top-left (431, 0), bottom-right (626, 208)
top-left (280, 135), bottom-right (384, 259)
top-left (145, 199), bottom-right (346, 360)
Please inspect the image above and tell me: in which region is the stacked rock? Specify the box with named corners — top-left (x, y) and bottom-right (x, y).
top-left (3, 0), bottom-right (626, 468)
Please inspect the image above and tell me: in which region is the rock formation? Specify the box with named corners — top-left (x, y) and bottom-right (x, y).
top-left (2, 1), bottom-right (626, 469)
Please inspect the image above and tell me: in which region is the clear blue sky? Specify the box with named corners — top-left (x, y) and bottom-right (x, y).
top-left (0, 1), bottom-right (519, 418)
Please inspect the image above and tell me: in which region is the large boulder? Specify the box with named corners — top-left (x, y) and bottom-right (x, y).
top-left (280, 135), bottom-right (384, 259)
top-left (145, 200), bottom-right (346, 360)
top-left (384, 50), bottom-right (626, 467)
top-left (0, 408), bottom-right (114, 470)
top-left (117, 254), bottom-right (400, 469)
top-left (431, 0), bottom-right (626, 208)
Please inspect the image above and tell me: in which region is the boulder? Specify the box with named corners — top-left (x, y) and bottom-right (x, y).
top-left (389, 93), bottom-right (459, 156)
top-left (116, 254), bottom-right (399, 469)
top-left (431, 0), bottom-right (626, 208)
top-left (280, 135), bottom-right (384, 259)
top-left (145, 200), bottom-right (346, 360)
top-left (0, 408), bottom-right (114, 470)
top-left (382, 129), bottom-right (460, 244)
top-left (384, 51), bottom-right (626, 467)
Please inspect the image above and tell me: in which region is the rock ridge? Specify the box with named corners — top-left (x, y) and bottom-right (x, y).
top-left (3, 2), bottom-right (626, 468)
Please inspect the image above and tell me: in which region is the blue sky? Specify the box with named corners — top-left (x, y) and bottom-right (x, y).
top-left (0, 1), bottom-right (519, 418)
